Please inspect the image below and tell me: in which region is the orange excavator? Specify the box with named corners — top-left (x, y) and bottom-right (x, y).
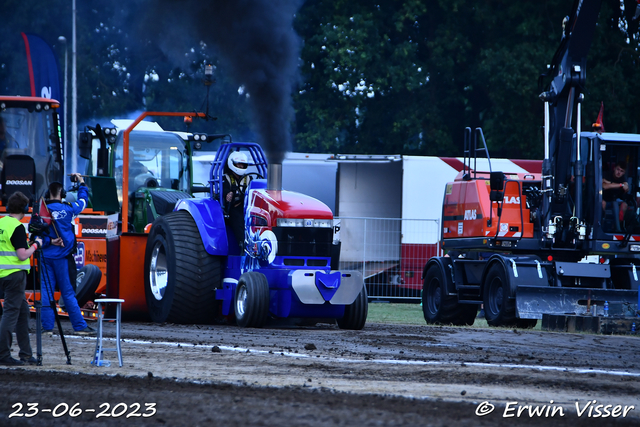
top-left (422, 0), bottom-right (639, 327)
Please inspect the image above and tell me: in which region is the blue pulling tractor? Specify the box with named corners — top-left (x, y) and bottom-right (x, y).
top-left (143, 142), bottom-right (368, 328)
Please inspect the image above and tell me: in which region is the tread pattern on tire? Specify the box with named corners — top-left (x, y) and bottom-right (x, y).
top-left (75, 264), bottom-right (102, 307)
top-left (483, 263), bottom-right (517, 327)
top-left (337, 286), bottom-right (368, 330)
top-left (423, 264), bottom-right (476, 326)
top-left (147, 211), bottom-right (221, 324)
top-left (235, 272), bottom-right (269, 328)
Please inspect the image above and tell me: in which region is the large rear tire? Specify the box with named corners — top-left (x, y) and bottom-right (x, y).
top-left (483, 263), bottom-right (517, 327)
top-left (423, 264), bottom-right (476, 326)
top-left (337, 286), bottom-right (368, 330)
top-left (235, 272), bottom-right (270, 328)
top-left (145, 211), bottom-right (221, 324)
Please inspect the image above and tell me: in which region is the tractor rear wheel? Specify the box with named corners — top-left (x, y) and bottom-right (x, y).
top-left (235, 272), bottom-right (270, 328)
top-left (337, 286), bottom-right (368, 330)
top-left (145, 211), bottom-right (221, 324)
top-left (483, 263), bottom-right (517, 327)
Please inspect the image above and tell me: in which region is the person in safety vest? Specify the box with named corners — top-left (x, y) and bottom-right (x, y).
top-left (39, 174), bottom-right (95, 335)
top-left (223, 151), bottom-right (252, 251)
top-left (0, 191), bottom-right (42, 365)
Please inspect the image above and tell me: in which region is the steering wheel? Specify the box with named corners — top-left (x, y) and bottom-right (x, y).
top-left (245, 172), bottom-right (264, 180)
top-left (132, 172), bottom-right (159, 191)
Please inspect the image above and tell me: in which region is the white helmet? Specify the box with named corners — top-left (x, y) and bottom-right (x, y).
top-left (227, 151), bottom-right (249, 176)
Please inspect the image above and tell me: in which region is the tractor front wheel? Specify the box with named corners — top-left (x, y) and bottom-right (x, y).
top-left (235, 272), bottom-right (270, 328)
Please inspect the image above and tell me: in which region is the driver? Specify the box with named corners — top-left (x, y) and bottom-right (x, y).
top-left (223, 151), bottom-right (252, 250)
top-left (602, 161), bottom-right (630, 231)
top-left (128, 149), bottom-right (149, 176)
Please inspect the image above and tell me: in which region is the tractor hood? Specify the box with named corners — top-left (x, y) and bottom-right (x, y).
top-left (248, 189), bottom-right (334, 228)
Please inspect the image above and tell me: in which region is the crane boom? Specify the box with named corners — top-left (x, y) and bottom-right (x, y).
top-left (539, 0), bottom-right (602, 244)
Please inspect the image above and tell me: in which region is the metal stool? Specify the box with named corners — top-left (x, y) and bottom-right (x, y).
top-left (92, 298), bottom-right (125, 367)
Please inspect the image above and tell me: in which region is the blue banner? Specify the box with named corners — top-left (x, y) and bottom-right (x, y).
top-left (21, 33), bottom-right (63, 137)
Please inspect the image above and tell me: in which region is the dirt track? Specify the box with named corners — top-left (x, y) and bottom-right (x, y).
top-left (1, 319), bottom-right (639, 426)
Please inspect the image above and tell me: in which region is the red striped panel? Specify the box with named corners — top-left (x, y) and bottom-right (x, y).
top-left (440, 157), bottom-right (466, 172)
top-left (511, 159), bottom-right (542, 174)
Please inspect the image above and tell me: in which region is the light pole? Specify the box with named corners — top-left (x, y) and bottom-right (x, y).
top-left (71, 0), bottom-right (78, 174)
top-left (57, 36), bottom-right (68, 175)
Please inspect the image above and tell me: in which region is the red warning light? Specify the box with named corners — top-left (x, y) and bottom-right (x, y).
top-left (547, 255), bottom-right (553, 262)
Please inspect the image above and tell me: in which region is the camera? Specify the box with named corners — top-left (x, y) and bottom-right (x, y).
top-left (28, 214), bottom-right (50, 237)
top-left (70, 174), bottom-right (79, 183)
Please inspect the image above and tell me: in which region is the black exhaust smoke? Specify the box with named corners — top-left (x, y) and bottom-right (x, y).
top-left (136, 0), bottom-right (302, 166)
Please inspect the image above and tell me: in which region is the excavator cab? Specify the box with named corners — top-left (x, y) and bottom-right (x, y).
top-left (577, 131), bottom-right (640, 237)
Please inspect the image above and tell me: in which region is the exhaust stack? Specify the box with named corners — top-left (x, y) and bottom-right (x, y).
top-left (268, 163), bottom-right (282, 190)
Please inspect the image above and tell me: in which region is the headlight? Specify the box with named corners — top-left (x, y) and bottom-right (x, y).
top-left (277, 218), bottom-right (304, 227)
top-left (277, 218), bottom-right (333, 228)
top-left (313, 219), bottom-right (332, 228)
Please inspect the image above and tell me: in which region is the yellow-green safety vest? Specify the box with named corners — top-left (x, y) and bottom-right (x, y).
top-left (0, 216), bottom-right (30, 278)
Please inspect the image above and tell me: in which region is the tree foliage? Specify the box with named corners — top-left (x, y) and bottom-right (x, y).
top-left (294, 0), bottom-right (640, 158)
top-left (1, 0), bottom-right (639, 159)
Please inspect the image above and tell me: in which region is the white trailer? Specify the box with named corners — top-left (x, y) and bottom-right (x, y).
top-left (193, 150), bottom-right (541, 297)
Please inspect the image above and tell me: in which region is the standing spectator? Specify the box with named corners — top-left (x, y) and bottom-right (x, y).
top-left (0, 192), bottom-right (42, 365)
top-left (40, 174), bottom-right (95, 335)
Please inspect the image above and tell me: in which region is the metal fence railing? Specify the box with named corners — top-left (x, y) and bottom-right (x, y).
top-left (335, 217), bottom-right (441, 301)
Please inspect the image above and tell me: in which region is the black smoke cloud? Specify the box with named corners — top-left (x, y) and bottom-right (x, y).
top-left (136, 0), bottom-right (303, 164)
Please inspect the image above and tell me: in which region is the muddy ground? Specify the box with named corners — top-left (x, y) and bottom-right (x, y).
top-left (1, 317), bottom-right (639, 426)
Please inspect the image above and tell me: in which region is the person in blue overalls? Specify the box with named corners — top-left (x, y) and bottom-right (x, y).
top-left (40, 174), bottom-right (95, 335)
